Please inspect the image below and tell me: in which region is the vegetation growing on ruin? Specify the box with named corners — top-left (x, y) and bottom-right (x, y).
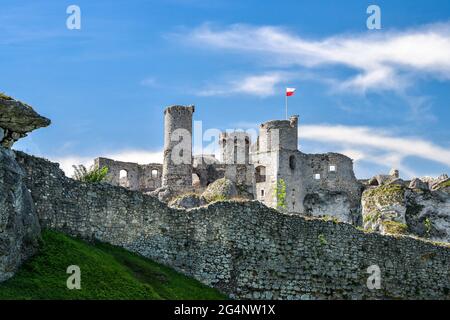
top-left (436, 180), bottom-right (450, 189)
top-left (0, 231), bottom-right (226, 300)
top-left (363, 211), bottom-right (381, 224)
top-left (0, 92), bottom-right (13, 100)
top-left (72, 164), bottom-right (109, 183)
top-left (363, 184), bottom-right (405, 206)
top-left (381, 221), bottom-right (408, 235)
top-left (318, 234), bottom-right (328, 245)
top-left (274, 179), bottom-right (287, 211)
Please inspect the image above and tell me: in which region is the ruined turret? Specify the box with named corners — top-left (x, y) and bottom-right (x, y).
top-left (161, 105), bottom-right (195, 190)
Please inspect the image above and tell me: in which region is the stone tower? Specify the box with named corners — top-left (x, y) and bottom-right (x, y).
top-left (162, 105), bottom-right (195, 190)
top-left (252, 115), bottom-right (300, 210)
top-left (219, 131), bottom-right (250, 165)
top-left (257, 115), bottom-right (299, 152)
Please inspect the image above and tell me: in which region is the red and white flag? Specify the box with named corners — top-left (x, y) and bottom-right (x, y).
top-left (286, 88), bottom-right (296, 96)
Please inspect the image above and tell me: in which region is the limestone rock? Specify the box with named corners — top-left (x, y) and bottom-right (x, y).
top-left (303, 191), bottom-right (357, 224)
top-left (368, 174), bottom-right (395, 186)
top-left (0, 94), bottom-right (50, 148)
top-left (361, 184), bottom-right (407, 235)
top-left (168, 193), bottom-right (206, 209)
top-left (148, 186), bottom-right (175, 203)
top-left (431, 177), bottom-right (450, 191)
top-left (362, 180), bottom-right (450, 242)
top-left (387, 178), bottom-right (407, 187)
top-left (202, 178), bottom-right (238, 203)
top-left (389, 168), bottom-right (400, 178)
top-left (0, 147), bottom-right (41, 282)
top-left (409, 178), bottom-right (429, 191)
top-left (405, 188), bottom-right (450, 242)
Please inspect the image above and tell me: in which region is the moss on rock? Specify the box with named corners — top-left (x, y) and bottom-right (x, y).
top-left (381, 221), bottom-right (408, 235)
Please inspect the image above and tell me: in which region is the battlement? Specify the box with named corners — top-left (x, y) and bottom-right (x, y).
top-left (164, 104), bottom-right (195, 115)
top-left (257, 115), bottom-right (299, 152)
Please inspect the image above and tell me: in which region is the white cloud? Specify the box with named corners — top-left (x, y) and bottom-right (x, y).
top-left (196, 72), bottom-right (288, 97)
top-left (184, 22), bottom-right (450, 91)
top-left (51, 150), bottom-right (163, 177)
top-left (299, 124), bottom-right (450, 178)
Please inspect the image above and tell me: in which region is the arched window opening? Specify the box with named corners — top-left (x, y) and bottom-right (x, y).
top-left (119, 169), bottom-right (129, 187)
top-left (256, 166), bottom-right (266, 183)
top-left (119, 169), bottom-right (128, 179)
top-left (151, 169), bottom-right (158, 179)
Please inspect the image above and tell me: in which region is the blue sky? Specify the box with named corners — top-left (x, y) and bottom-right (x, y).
top-left (2, 0), bottom-right (450, 178)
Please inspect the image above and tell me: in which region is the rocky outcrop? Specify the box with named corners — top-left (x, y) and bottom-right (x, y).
top-left (362, 184), bottom-right (408, 235)
top-left (169, 193), bottom-right (206, 209)
top-left (362, 179), bottom-right (450, 242)
top-left (409, 178), bottom-right (429, 191)
top-left (202, 178), bottom-right (238, 203)
top-left (405, 188), bottom-right (450, 242)
top-left (0, 94), bottom-right (50, 148)
top-left (0, 147), bottom-right (41, 282)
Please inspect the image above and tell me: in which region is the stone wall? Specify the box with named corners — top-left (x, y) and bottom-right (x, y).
top-left (95, 157), bottom-right (162, 192)
top-left (15, 151), bottom-right (450, 299)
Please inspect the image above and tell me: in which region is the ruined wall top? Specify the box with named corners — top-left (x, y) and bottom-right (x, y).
top-left (164, 104), bottom-right (195, 115)
top-left (260, 115), bottom-right (299, 130)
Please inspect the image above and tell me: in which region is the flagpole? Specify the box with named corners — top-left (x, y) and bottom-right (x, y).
top-left (285, 93), bottom-right (288, 120)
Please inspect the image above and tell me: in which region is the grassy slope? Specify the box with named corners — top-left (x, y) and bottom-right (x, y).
top-left (0, 231), bottom-right (227, 300)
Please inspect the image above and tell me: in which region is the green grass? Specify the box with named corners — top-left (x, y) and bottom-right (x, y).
top-left (0, 230), bottom-right (227, 300)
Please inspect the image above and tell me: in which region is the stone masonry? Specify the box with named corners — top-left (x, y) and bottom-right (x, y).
top-left (14, 151), bottom-right (450, 300)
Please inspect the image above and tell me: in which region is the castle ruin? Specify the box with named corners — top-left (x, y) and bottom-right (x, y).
top-left (96, 105), bottom-right (362, 222)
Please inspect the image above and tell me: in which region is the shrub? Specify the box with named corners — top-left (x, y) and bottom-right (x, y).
top-left (318, 234), bottom-right (328, 245)
top-left (72, 164), bottom-right (109, 183)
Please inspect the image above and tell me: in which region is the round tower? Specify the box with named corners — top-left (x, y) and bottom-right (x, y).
top-left (162, 105), bottom-right (195, 189)
top-left (219, 131), bottom-right (250, 165)
top-left (258, 115), bottom-right (299, 152)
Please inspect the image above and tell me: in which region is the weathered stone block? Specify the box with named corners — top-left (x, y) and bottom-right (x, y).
top-left (0, 147), bottom-right (41, 282)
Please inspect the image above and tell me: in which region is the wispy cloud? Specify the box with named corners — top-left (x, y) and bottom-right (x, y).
top-left (140, 77), bottom-right (159, 88)
top-left (182, 22), bottom-right (450, 92)
top-left (196, 72), bottom-right (289, 97)
top-left (299, 124), bottom-right (450, 178)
